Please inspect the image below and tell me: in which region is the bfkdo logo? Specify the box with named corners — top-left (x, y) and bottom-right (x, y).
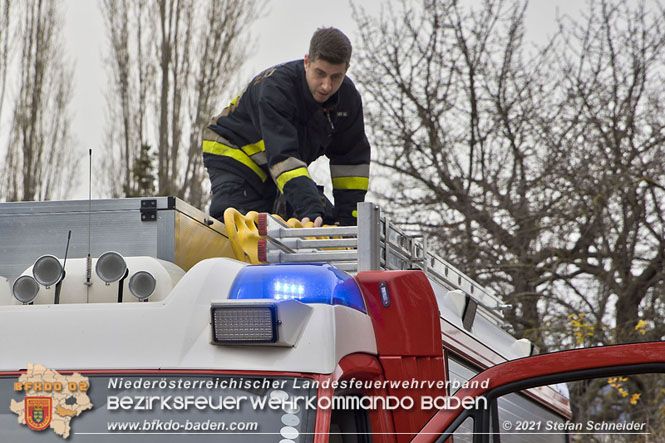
top-left (25, 396), bottom-right (52, 431)
top-left (10, 363), bottom-right (93, 439)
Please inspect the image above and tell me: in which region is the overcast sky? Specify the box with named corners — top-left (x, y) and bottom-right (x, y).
top-left (58, 0), bottom-right (575, 199)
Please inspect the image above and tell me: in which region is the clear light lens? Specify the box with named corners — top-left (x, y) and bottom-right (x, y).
top-left (228, 264), bottom-right (366, 313)
top-left (211, 306), bottom-right (277, 343)
top-left (12, 275), bottom-right (40, 304)
top-left (33, 255), bottom-right (63, 287)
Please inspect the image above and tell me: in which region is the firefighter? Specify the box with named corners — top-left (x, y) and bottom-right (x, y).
top-left (202, 27), bottom-right (370, 226)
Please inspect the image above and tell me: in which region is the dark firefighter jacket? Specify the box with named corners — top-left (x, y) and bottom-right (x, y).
top-left (202, 59), bottom-right (370, 225)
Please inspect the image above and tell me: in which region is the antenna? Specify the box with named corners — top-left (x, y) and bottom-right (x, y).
top-left (85, 149), bottom-right (93, 288)
top-left (54, 231), bottom-right (72, 304)
top-left (63, 231), bottom-right (72, 269)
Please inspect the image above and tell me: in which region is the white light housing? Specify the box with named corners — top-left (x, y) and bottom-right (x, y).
top-left (128, 271), bottom-right (156, 300)
top-left (95, 251), bottom-right (128, 283)
top-left (12, 276), bottom-right (40, 304)
top-left (32, 255), bottom-right (63, 287)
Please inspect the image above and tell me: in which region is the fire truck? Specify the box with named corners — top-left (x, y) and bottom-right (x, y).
top-left (0, 197), bottom-right (663, 442)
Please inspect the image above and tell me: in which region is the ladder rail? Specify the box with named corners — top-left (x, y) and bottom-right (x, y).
top-left (258, 202), bottom-right (509, 322)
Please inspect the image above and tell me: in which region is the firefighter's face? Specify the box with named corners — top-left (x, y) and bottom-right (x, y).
top-left (304, 55), bottom-right (347, 103)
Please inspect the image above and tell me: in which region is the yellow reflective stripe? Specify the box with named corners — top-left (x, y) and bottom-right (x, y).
top-left (221, 94), bottom-right (243, 117)
top-left (202, 140), bottom-right (267, 182)
top-left (241, 139), bottom-right (265, 156)
top-left (332, 177), bottom-right (369, 190)
top-left (276, 167), bottom-right (311, 193)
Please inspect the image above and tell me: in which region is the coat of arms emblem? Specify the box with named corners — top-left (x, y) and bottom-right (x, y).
top-left (25, 397), bottom-right (52, 431)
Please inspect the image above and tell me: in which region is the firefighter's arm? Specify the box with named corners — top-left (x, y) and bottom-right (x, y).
top-left (327, 94), bottom-right (371, 226)
top-left (257, 85), bottom-right (325, 221)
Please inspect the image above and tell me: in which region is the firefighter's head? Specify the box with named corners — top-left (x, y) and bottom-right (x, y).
top-left (304, 27), bottom-right (351, 103)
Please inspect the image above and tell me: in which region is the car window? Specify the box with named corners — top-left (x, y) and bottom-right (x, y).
top-left (490, 372), bottom-right (664, 442)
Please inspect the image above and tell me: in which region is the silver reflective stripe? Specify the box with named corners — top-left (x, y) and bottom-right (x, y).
top-left (202, 128), bottom-right (237, 148)
top-left (330, 164), bottom-right (370, 178)
top-left (251, 152), bottom-right (268, 166)
top-left (270, 157), bottom-right (307, 178)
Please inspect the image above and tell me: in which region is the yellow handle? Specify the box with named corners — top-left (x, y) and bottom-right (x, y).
top-left (269, 215), bottom-right (315, 229)
top-left (223, 209), bottom-right (343, 263)
top-left (281, 218), bottom-right (341, 247)
top-left (223, 208), bottom-right (261, 264)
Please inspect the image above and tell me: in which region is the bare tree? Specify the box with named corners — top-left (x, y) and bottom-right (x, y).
top-left (353, 0), bottom-right (566, 347)
top-left (101, 0), bottom-right (155, 197)
top-left (101, 0), bottom-right (262, 208)
top-left (0, 0), bottom-right (12, 126)
top-left (1, 0), bottom-right (75, 202)
top-left (353, 0), bottom-right (665, 430)
top-left (352, 0), bottom-right (665, 350)
top-left (546, 0), bottom-right (665, 344)
top-left (178, 0), bottom-right (256, 206)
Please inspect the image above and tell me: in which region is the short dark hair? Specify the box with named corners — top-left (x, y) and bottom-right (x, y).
top-left (308, 27), bottom-right (352, 67)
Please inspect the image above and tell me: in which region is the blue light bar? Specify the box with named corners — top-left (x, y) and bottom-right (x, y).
top-left (228, 264), bottom-right (366, 313)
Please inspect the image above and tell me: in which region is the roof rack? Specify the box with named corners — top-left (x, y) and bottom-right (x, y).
top-left (256, 202), bottom-right (510, 326)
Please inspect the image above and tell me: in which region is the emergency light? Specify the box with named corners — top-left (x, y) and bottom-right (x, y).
top-left (210, 299), bottom-right (313, 346)
top-left (227, 263), bottom-right (366, 313)
top-left (211, 305), bottom-right (277, 343)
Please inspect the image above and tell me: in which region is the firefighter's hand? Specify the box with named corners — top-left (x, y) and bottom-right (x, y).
top-left (301, 216), bottom-right (323, 227)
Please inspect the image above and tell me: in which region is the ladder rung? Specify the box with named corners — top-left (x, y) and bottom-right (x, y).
top-left (267, 226), bottom-right (357, 238)
top-left (266, 250), bottom-right (358, 263)
top-left (271, 238), bottom-right (357, 249)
